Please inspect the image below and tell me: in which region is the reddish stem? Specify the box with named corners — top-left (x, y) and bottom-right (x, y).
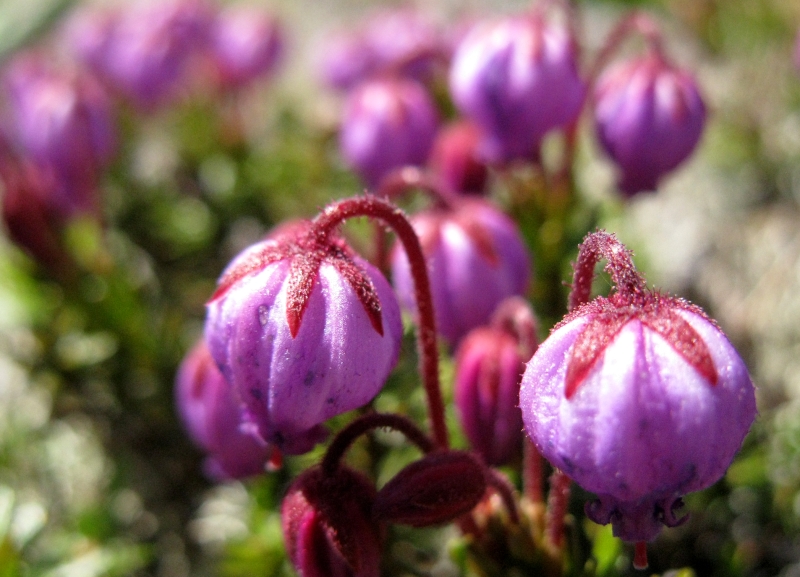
top-left (312, 195), bottom-right (449, 449)
top-left (372, 222), bottom-right (389, 273)
top-left (585, 11), bottom-right (664, 96)
top-left (568, 230), bottom-right (647, 312)
top-left (485, 468), bottom-right (520, 524)
top-left (633, 542), bottom-right (649, 570)
top-left (545, 469), bottom-right (572, 550)
top-left (322, 412), bottom-right (434, 476)
top-left (523, 439), bottom-right (544, 504)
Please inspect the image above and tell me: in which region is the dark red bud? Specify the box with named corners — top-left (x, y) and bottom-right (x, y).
top-left (373, 450), bottom-right (487, 527)
top-left (282, 466), bottom-right (383, 577)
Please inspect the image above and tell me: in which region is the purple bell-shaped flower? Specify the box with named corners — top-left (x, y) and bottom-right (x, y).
top-left (593, 51), bottom-right (706, 196)
top-left (67, 0), bottom-right (212, 110)
top-left (449, 12), bottom-right (585, 163)
top-left (316, 7), bottom-right (443, 91)
top-left (316, 32), bottom-right (376, 92)
top-left (390, 198), bottom-right (530, 346)
top-left (339, 77), bottom-right (438, 189)
top-left (205, 221), bottom-right (402, 455)
top-left (2, 53), bottom-right (116, 216)
top-left (205, 5), bottom-right (283, 90)
top-left (519, 231), bottom-right (756, 555)
top-left (175, 340), bottom-right (276, 480)
top-left (361, 8), bottom-right (443, 82)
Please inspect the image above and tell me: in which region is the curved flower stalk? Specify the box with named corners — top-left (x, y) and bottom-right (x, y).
top-left (206, 195), bottom-right (451, 452)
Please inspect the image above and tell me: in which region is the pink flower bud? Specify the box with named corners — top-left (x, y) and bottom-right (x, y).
top-left (175, 340), bottom-right (275, 480)
top-left (449, 13), bottom-right (585, 163)
top-left (373, 450), bottom-right (487, 527)
top-left (66, 0), bottom-right (213, 110)
top-left (0, 142), bottom-right (73, 275)
top-left (428, 120), bottom-right (488, 195)
top-left (316, 8), bottom-right (443, 91)
top-left (2, 53), bottom-right (115, 215)
top-left (206, 6), bottom-right (283, 89)
top-left (593, 52), bottom-right (706, 196)
top-left (361, 8), bottom-right (443, 81)
top-left (339, 78), bottom-right (438, 188)
top-left (454, 327), bottom-right (526, 466)
top-left (282, 466), bottom-right (382, 577)
top-left (390, 199), bottom-right (530, 346)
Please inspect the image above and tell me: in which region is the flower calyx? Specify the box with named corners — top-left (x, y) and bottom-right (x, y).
top-left (562, 231), bottom-right (717, 398)
top-left (209, 222), bottom-right (385, 337)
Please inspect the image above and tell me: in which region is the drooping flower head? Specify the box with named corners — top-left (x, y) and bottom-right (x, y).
top-left (391, 198), bottom-right (530, 346)
top-left (282, 465), bottom-right (383, 577)
top-left (66, 0), bottom-right (212, 110)
top-left (519, 231), bottom-right (756, 555)
top-left (2, 52), bottom-right (116, 216)
top-left (449, 11), bottom-right (585, 163)
top-left (317, 7), bottom-right (443, 91)
top-left (360, 8), bottom-right (443, 81)
top-left (339, 77), bottom-right (438, 189)
top-left (205, 219), bottom-right (402, 455)
top-left (175, 340), bottom-right (277, 480)
top-left (593, 51), bottom-right (705, 196)
top-left (205, 5), bottom-right (283, 90)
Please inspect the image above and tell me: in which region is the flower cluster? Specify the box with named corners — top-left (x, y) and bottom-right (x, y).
top-left (0, 1), bottom-right (765, 575)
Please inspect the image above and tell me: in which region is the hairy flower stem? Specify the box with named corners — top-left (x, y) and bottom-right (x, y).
top-left (322, 412), bottom-right (434, 476)
top-left (568, 230), bottom-right (647, 311)
top-left (313, 195), bottom-right (450, 449)
top-left (545, 469), bottom-right (572, 550)
top-left (523, 439), bottom-right (545, 504)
